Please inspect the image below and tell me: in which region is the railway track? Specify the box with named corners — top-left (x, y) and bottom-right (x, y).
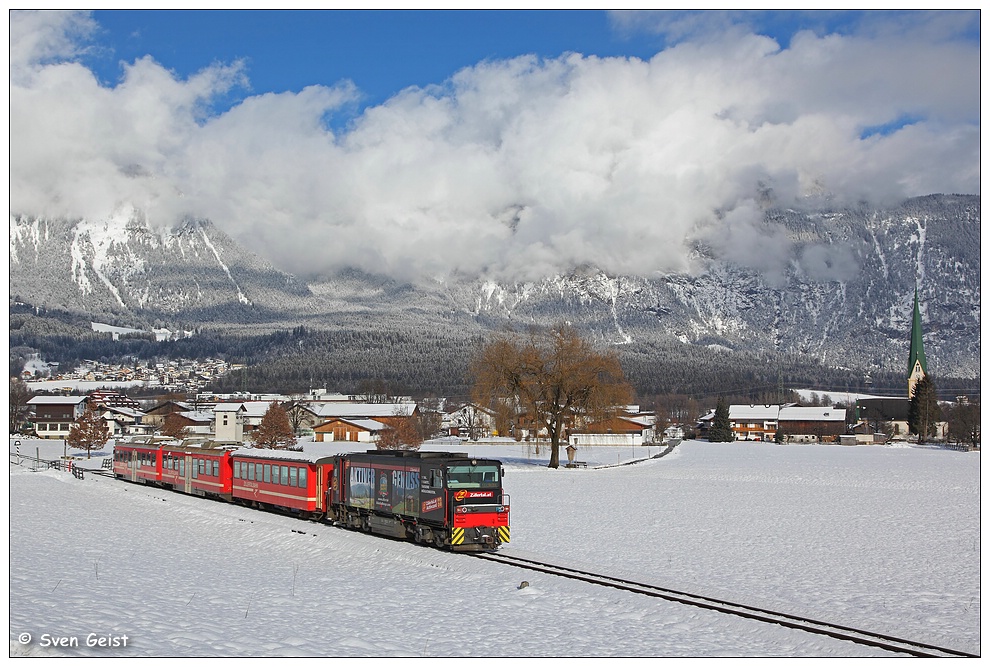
top-left (472, 551), bottom-right (977, 658)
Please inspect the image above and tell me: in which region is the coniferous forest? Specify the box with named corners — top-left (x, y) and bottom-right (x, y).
top-left (11, 308), bottom-right (979, 406)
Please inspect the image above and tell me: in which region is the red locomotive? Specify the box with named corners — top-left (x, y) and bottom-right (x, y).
top-left (112, 441), bottom-right (509, 551)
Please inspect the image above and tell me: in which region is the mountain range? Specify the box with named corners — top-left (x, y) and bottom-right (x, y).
top-left (8, 194), bottom-right (981, 392)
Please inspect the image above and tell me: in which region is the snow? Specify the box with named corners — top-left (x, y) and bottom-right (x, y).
top-left (7, 437), bottom-right (980, 657)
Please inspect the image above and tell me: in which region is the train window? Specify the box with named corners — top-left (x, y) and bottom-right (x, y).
top-left (289, 467), bottom-right (297, 487)
top-left (447, 465), bottom-right (499, 488)
top-left (248, 463), bottom-right (255, 481)
top-left (429, 469), bottom-right (442, 488)
top-left (213, 461), bottom-right (219, 477)
top-left (298, 467), bottom-right (307, 488)
top-left (191, 460), bottom-right (198, 479)
top-left (280, 466), bottom-right (289, 486)
top-left (241, 462), bottom-right (248, 479)
top-left (233, 463), bottom-right (240, 479)
top-left (264, 464), bottom-right (271, 483)
top-left (179, 459), bottom-right (184, 476)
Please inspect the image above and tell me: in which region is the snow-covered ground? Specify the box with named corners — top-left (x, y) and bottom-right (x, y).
top-left (8, 437), bottom-right (980, 657)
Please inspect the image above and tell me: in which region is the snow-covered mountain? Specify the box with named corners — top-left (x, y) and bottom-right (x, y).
top-left (8, 195), bottom-right (980, 379)
top-left (9, 208), bottom-right (312, 320)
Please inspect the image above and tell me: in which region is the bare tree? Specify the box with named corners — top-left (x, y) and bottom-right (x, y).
top-left (250, 403), bottom-right (297, 450)
top-left (377, 406), bottom-right (422, 450)
top-left (948, 401), bottom-right (980, 449)
top-left (9, 377), bottom-right (34, 433)
top-left (471, 325), bottom-right (632, 468)
top-left (160, 412), bottom-right (190, 440)
top-left (283, 400), bottom-right (311, 435)
top-left (67, 404), bottom-right (110, 459)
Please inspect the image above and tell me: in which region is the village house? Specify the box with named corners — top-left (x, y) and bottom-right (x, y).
top-left (442, 403), bottom-right (496, 439)
top-left (213, 403), bottom-right (247, 443)
top-left (697, 404), bottom-right (848, 442)
top-left (313, 418), bottom-right (386, 443)
top-left (311, 401), bottom-right (418, 430)
top-left (98, 405), bottom-right (152, 437)
top-left (27, 395), bottom-right (89, 439)
top-left (143, 400), bottom-right (194, 428)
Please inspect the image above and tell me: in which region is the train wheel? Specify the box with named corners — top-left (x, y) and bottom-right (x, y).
top-left (433, 531), bottom-right (446, 549)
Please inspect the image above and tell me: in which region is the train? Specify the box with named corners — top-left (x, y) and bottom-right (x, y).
top-left (112, 440), bottom-right (510, 551)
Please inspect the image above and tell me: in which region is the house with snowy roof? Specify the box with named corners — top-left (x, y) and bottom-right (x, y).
top-left (28, 395), bottom-right (89, 438)
top-left (313, 418), bottom-right (387, 443)
top-left (697, 403), bottom-right (847, 442)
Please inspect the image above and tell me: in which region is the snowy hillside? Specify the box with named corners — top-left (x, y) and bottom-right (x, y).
top-left (8, 211), bottom-right (312, 317)
top-left (8, 195), bottom-right (980, 379)
top-left (8, 439), bottom-right (980, 657)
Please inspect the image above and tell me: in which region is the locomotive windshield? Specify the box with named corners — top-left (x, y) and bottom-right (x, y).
top-left (446, 464), bottom-right (500, 488)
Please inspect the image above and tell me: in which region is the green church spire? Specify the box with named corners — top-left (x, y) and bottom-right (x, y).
top-left (907, 289), bottom-right (928, 397)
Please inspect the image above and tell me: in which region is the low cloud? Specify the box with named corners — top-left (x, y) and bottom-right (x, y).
top-left (9, 10), bottom-right (979, 283)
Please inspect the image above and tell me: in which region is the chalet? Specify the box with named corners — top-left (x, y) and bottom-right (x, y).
top-left (28, 395), bottom-right (88, 439)
top-left (776, 406), bottom-right (847, 442)
top-left (442, 403), bottom-right (496, 439)
top-left (855, 398), bottom-right (910, 436)
top-left (87, 390), bottom-right (142, 411)
top-left (569, 413), bottom-right (654, 447)
top-left (99, 405), bottom-right (152, 437)
top-left (697, 404), bottom-right (847, 442)
top-left (311, 402), bottom-right (420, 437)
top-left (143, 400), bottom-right (193, 428)
top-left (313, 418), bottom-right (386, 443)
top-left (167, 410), bottom-right (215, 435)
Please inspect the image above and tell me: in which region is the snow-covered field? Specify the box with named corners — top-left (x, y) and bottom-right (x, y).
top-left (8, 437), bottom-right (980, 657)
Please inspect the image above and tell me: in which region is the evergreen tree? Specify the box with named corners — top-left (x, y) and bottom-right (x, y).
top-left (908, 375), bottom-right (942, 444)
top-left (67, 404), bottom-right (110, 459)
top-left (709, 397), bottom-right (734, 442)
top-left (250, 404), bottom-right (297, 450)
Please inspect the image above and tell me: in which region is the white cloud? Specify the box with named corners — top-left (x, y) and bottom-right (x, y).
top-left (8, 10), bottom-right (979, 283)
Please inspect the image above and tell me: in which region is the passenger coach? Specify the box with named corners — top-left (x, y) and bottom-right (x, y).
top-left (113, 440), bottom-right (164, 484)
top-left (230, 449), bottom-right (335, 520)
top-left (161, 442), bottom-right (237, 499)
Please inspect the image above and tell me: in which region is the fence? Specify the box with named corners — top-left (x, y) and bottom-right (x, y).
top-left (10, 452), bottom-right (86, 478)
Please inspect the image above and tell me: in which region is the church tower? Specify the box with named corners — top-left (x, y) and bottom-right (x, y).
top-left (907, 289), bottom-right (928, 398)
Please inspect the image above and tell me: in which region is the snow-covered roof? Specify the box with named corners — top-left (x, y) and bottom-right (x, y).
top-left (312, 402), bottom-right (417, 418)
top-left (778, 406), bottom-right (846, 422)
top-left (231, 448), bottom-right (332, 463)
top-left (102, 406), bottom-right (146, 418)
top-left (240, 401), bottom-right (277, 417)
top-left (27, 395), bottom-right (87, 405)
top-left (179, 411), bottom-right (215, 423)
top-left (729, 405), bottom-right (787, 421)
top-left (214, 403), bottom-right (247, 413)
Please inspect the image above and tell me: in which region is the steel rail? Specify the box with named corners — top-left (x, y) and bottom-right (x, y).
top-left (472, 551), bottom-right (977, 658)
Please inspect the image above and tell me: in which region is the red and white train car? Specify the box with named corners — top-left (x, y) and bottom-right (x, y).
top-left (161, 443), bottom-right (237, 499)
top-left (230, 449), bottom-right (336, 519)
top-left (113, 439), bottom-right (165, 484)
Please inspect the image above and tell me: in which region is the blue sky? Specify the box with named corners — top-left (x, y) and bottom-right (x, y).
top-left (84, 10), bottom-right (979, 124)
top-left (10, 10), bottom-right (981, 281)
